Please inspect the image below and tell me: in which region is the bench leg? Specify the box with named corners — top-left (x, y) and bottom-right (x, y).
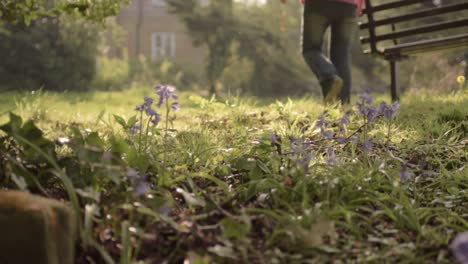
top-left (390, 60), bottom-right (400, 102)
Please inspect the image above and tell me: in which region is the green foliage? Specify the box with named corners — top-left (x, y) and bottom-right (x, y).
top-left (0, 17), bottom-right (99, 91)
top-left (167, 0), bottom-right (313, 96)
top-left (0, 89), bottom-right (467, 263)
top-left (93, 56), bottom-right (203, 91)
top-left (0, 0), bottom-right (129, 25)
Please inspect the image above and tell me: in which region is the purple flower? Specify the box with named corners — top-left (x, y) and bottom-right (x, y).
top-left (315, 112), bottom-right (329, 129)
top-left (325, 148), bottom-right (338, 166)
top-left (127, 168), bottom-right (139, 180)
top-left (337, 137), bottom-right (347, 144)
top-left (150, 113), bottom-right (161, 126)
top-left (135, 105), bottom-right (145, 112)
top-left (135, 181), bottom-right (150, 196)
top-left (289, 137), bottom-right (303, 156)
top-left (378, 101), bottom-right (400, 120)
top-left (362, 139), bottom-right (373, 152)
top-left (144, 96), bottom-right (153, 106)
top-left (130, 124), bottom-right (141, 135)
top-left (289, 137), bottom-right (313, 173)
top-left (270, 132), bottom-right (280, 145)
top-left (171, 102), bottom-right (180, 112)
top-left (146, 107), bottom-right (158, 117)
top-left (358, 92), bottom-right (373, 105)
top-left (340, 111), bottom-right (350, 126)
top-left (356, 101), bottom-right (365, 115)
top-left (321, 129), bottom-right (334, 140)
top-left (419, 160), bottom-right (427, 170)
top-left (136, 96), bottom-right (160, 118)
top-left (127, 169), bottom-right (151, 196)
top-left (155, 85), bottom-right (178, 108)
top-left (303, 152), bottom-right (313, 174)
top-left (159, 206), bottom-right (172, 217)
top-left (421, 171), bottom-right (434, 178)
top-left (450, 232), bottom-right (468, 264)
top-left (366, 107), bottom-right (379, 122)
top-left (400, 164), bottom-right (413, 182)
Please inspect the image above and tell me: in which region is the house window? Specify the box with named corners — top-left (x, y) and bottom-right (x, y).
top-left (152, 0), bottom-right (167, 7)
top-left (199, 0), bottom-right (210, 7)
top-left (151, 32), bottom-right (176, 61)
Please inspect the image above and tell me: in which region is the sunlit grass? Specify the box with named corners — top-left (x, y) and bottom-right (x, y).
top-left (0, 88), bottom-right (466, 263)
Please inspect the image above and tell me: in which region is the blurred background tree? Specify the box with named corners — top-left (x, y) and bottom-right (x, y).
top-left (166, 0), bottom-right (314, 97)
top-left (0, 0), bottom-right (129, 25)
top-left (0, 0), bottom-right (129, 92)
top-left (0, 0), bottom-right (466, 96)
top-left (0, 17), bottom-right (99, 91)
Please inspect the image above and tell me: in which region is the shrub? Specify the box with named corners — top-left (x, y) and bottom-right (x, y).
top-left (0, 17), bottom-right (99, 91)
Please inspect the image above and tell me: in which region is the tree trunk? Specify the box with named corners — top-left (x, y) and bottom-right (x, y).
top-left (135, 0), bottom-right (144, 57)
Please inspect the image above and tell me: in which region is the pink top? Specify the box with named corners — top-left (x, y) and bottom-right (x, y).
top-left (302, 0), bottom-right (364, 16)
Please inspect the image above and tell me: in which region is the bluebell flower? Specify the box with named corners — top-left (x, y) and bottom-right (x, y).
top-left (366, 106), bottom-right (379, 122)
top-left (136, 96), bottom-right (159, 117)
top-left (134, 95), bottom-right (162, 127)
top-left (362, 139), bottom-right (374, 152)
top-left (144, 96), bottom-right (153, 106)
top-left (419, 160), bottom-right (427, 170)
top-left (127, 168), bottom-right (139, 180)
top-left (289, 137), bottom-right (303, 156)
top-left (337, 137), bottom-right (347, 144)
top-left (127, 169), bottom-right (151, 196)
top-left (321, 129), bottom-right (334, 140)
top-left (135, 105), bottom-right (145, 112)
top-left (159, 206), bottom-right (172, 217)
top-left (340, 111), bottom-right (350, 126)
top-left (378, 101), bottom-right (400, 120)
top-left (146, 107), bottom-right (158, 117)
top-left (150, 113), bottom-right (161, 126)
top-left (421, 171), bottom-right (434, 178)
top-left (400, 164), bottom-right (413, 182)
top-left (155, 85), bottom-right (178, 108)
top-left (356, 101), bottom-right (365, 116)
top-left (171, 102), bottom-right (180, 112)
top-left (130, 124), bottom-right (141, 135)
top-left (315, 112), bottom-right (329, 129)
top-left (390, 102), bottom-right (399, 118)
top-left (269, 132), bottom-right (280, 145)
top-left (303, 152), bottom-right (313, 174)
top-left (135, 181), bottom-right (150, 196)
top-left (325, 147), bottom-right (338, 166)
top-left (450, 232), bottom-right (468, 264)
top-left (289, 137), bottom-right (313, 174)
top-left (358, 92), bottom-right (373, 105)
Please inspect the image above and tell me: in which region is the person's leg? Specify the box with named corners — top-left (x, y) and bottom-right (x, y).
top-left (330, 4), bottom-right (357, 104)
top-left (302, 2), bottom-right (341, 99)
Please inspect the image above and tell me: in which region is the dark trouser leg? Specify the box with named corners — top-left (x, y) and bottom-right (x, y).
top-left (301, 4), bottom-right (337, 97)
top-left (464, 51), bottom-right (468, 87)
top-left (330, 14), bottom-right (357, 104)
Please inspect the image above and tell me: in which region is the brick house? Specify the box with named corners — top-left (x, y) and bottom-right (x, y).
top-left (116, 0), bottom-right (207, 65)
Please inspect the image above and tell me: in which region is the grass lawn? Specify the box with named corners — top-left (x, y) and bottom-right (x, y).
top-left (0, 87), bottom-right (467, 263)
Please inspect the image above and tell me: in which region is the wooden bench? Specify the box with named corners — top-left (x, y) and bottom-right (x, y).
top-left (359, 0), bottom-right (468, 101)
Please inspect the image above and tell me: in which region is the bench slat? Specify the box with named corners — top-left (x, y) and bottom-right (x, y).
top-left (360, 2), bottom-right (468, 30)
top-left (382, 33), bottom-right (468, 57)
top-left (361, 18), bottom-right (468, 44)
top-left (362, 0), bottom-right (428, 14)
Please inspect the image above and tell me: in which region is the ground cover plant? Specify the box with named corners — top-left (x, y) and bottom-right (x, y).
top-left (0, 88), bottom-right (467, 263)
